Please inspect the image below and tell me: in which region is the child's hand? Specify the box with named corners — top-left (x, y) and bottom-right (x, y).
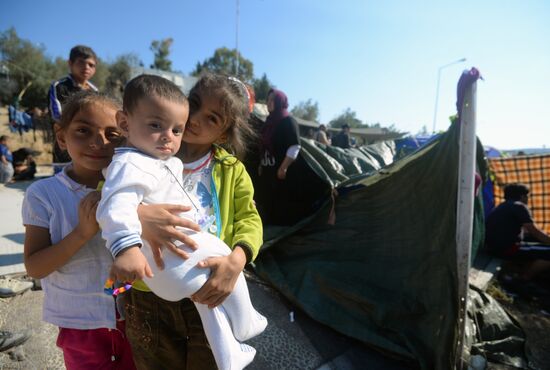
top-left (109, 246), bottom-right (153, 282)
top-left (138, 203), bottom-right (201, 269)
top-left (75, 191), bottom-right (100, 240)
top-left (191, 246), bottom-right (247, 308)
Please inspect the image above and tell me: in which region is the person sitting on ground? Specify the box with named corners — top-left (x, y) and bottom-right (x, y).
top-left (332, 124), bottom-right (352, 149)
top-left (485, 183), bottom-right (550, 281)
top-left (12, 149), bottom-right (37, 182)
top-left (0, 135), bottom-right (14, 184)
top-left (314, 124), bottom-right (331, 145)
top-left (48, 45), bottom-right (99, 173)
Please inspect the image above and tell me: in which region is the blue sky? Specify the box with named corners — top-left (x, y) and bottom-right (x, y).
top-left (2, 0), bottom-right (549, 149)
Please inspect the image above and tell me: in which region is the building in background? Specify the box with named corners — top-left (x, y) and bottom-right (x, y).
top-left (130, 67), bottom-right (198, 95)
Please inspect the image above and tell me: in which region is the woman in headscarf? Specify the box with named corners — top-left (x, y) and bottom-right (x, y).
top-left (256, 89), bottom-right (305, 225)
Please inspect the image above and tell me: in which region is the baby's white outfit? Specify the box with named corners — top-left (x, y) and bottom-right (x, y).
top-left (96, 147), bottom-right (267, 370)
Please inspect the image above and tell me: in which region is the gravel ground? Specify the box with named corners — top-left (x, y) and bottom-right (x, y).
top-left (493, 290), bottom-right (550, 370)
top-left (0, 281), bottom-right (64, 369)
top-left (3, 279), bottom-right (548, 370)
top-left (0, 273), bottom-right (409, 370)
top-left (3, 274), bottom-right (549, 370)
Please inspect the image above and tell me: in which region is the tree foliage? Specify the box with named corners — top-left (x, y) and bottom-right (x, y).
top-left (416, 125), bottom-right (429, 135)
top-left (105, 53), bottom-right (141, 100)
top-left (369, 122), bottom-right (403, 134)
top-left (150, 38), bottom-right (173, 71)
top-left (252, 73), bottom-right (272, 103)
top-left (329, 108), bottom-right (363, 129)
top-left (0, 27), bottom-right (146, 110)
top-left (383, 123), bottom-right (402, 134)
top-left (0, 27), bottom-right (56, 108)
top-left (192, 47), bottom-right (253, 82)
top-left (93, 58), bottom-right (109, 91)
top-left (329, 108), bottom-right (403, 134)
top-left (51, 56), bottom-right (68, 82)
top-left (291, 99), bottom-right (320, 122)
top-left (0, 27), bottom-right (114, 108)
top-left (1, 27), bottom-right (403, 135)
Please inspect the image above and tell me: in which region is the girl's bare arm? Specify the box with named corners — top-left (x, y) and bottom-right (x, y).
top-left (24, 192), bottom-right (100, 279)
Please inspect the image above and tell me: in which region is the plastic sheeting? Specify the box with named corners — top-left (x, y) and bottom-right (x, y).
top-left (464, 286), bottom-right (527, 368)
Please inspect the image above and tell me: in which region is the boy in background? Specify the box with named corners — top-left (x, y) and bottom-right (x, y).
top-left (48, 45), bottom-right (98, 172)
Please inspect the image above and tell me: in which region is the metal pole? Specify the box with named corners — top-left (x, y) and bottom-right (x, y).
top-left (432, 58), bottom-right (467, 133)
top-left (432, 68), bottom-right (442, 133)
top-left (455, 81), bottom-right (477, 369)
top-left (235, 0), bottom-right (240, 76)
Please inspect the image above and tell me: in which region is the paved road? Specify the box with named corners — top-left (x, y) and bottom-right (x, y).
top-left (0, 182), bottom-right (29, 277)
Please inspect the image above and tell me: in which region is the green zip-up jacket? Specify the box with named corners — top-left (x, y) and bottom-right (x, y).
top-left (133, 146), bottom-right (263, 292)
top-left (210, 146), bottom-right (263, 261)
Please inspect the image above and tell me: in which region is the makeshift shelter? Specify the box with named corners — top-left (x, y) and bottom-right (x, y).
top-left (394, 134), bottom-right (440, 159)
top-left (252, 69), bottom-right (525, 369)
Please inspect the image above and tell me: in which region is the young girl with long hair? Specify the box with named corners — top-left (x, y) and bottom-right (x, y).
top-left (22, 91), bottom-right (136, 369)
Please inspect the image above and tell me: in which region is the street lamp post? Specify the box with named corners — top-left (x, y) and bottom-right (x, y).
top-left (235, 0), bottom-right (240, 76)
top-left (432, 58), bottom-right (467, 132)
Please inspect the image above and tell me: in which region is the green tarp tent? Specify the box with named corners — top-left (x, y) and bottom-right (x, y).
top-left (254, 118), bottom-right (488, 369)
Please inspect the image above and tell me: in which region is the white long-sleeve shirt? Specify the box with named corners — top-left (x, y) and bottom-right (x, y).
top-left (96, 147), bottom-right (193, 257)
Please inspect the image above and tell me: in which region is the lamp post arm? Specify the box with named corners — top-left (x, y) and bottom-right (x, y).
top-left (431, 58), bottom-right (467, 133)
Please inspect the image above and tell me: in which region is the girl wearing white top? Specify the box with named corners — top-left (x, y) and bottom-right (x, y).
top-left (21, 91), bottom-right (137, 370)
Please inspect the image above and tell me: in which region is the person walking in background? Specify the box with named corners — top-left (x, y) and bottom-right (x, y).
top-left (0, 135), bottom-right (14, 184)
top-left (22, 91), bottom-right (136, 369)
top-left (48, 45), bottom-right (98, 173)
top-left (256, 88), bottom-right (319, 225)
top-left (332, 123), bottom-right (352, 149)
